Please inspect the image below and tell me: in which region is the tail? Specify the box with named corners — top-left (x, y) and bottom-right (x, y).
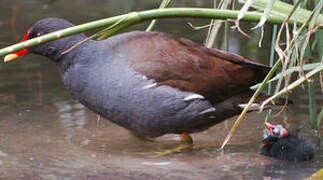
top-left (254, 95), bottom-right (293, 106)
top-left (237, 92), bottom-right (293, 111)
top-left (211, 92), bottom-right (292, 122)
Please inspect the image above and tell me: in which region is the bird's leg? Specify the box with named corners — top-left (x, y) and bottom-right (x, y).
top-left (153, 132), bottom-right (193, 156)
top-left (130, 131), bottom-right (154, 142)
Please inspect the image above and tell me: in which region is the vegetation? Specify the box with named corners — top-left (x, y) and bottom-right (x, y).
top-left (0, 0), bottom-right (322, 148)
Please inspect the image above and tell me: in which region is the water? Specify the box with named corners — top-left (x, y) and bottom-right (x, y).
top-left (0, 1), bottom-right (322, 179)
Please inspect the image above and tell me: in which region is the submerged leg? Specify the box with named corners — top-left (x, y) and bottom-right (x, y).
top-left (130, 131), bottom-right (154, 142)
top-left (154, 132), bottom-right (193, 156)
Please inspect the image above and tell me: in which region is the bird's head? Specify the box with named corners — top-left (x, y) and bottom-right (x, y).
top-left (4, 18), bottom-right (78, 62)
top-left (264, 122), bottom-right (289, 139)
top-left (262, 122), bottom-right (289, 148)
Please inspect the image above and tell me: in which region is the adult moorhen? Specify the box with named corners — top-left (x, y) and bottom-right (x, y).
top-left (260, 122), bottom-right (315, 161)
top-left (4, 18), bottom-right (288, 154)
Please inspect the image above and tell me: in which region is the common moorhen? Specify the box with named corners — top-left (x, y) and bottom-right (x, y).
top-left (260, 122), bottom-right (315, 161)
top-left (4, 18), bottom-right (288, 154)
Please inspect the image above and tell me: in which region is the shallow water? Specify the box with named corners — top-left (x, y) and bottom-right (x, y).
top-left (0, 1), bottom-right (322, 179)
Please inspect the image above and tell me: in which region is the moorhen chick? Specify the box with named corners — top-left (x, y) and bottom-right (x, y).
top-left (4, 18), bottom-right (287, 154)
top-left (260, 122), bottom-right (315, 161)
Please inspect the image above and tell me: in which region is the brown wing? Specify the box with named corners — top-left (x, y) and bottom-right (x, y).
top-left (117, 31), bottom-right (270, 104)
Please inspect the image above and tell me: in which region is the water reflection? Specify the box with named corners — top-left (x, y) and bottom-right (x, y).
top-left (261, 161), bottom-right (320, 180)
top-left (54, 100), bottom-right (86, 129)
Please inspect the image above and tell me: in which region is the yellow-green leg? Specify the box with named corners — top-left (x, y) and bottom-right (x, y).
top-left (154, 132), bottom-right (193, 156)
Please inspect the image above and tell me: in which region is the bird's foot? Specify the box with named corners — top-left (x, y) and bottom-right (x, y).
top-left (152, 142), bottom-right (193, 156)
top-left (140, 132), bottom-right (193, 157)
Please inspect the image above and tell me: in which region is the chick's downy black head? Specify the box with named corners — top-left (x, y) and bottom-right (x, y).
top-left (260, 123), bottom-right (315, 161)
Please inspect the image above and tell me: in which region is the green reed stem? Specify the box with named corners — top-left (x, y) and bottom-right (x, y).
top-left (1, 7), bottom-right (321, 57)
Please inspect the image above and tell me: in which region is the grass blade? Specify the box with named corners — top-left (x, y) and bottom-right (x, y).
top-left (146, 0), bottom-right (172, 32)
top-left (260, 65), bottom-right (323, 109)
top-left (308, 81), bottom-right (317, 129)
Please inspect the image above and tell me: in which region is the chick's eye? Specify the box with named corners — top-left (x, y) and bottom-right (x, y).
top-left (273, 128), bottom-right (280, 136)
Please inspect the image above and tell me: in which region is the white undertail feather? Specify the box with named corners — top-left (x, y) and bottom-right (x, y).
top-left (141, 76), bottom-right (148, 80)
top-left (238, 103), bottom-right (261, 110)
top-left (199, 107), bottom-right (216, 115)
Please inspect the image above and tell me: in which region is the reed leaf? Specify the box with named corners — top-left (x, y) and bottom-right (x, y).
top-left (205, 0), bottom-right (231, 48)
top-left (251, 63), bottom-right (323, 89)
top-left (251, 0), bottom-right (276, 30)
top-left (260, 65), bottom-right (323, 109)
top-left (308, 82), bottom-right (317, 129)
top-left (146, 0), bottom-right (172, 32)
top-left (239, 0), bottom-right (323, 24)
top-left (315, 108), bottom-right (323, 131)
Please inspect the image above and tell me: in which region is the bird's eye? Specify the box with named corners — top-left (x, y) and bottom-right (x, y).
top-left (273, 127), bottom-right (280, 136)
top-left (37, 32), bottom-right (42, 36)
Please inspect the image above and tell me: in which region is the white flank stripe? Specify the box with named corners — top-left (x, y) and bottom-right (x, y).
top-left (142, 83), bottom-right (157, 89)
top-left (199, 107), bottom-right (216, 115)
top-left (184, 94), bottom-right (205, 101)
